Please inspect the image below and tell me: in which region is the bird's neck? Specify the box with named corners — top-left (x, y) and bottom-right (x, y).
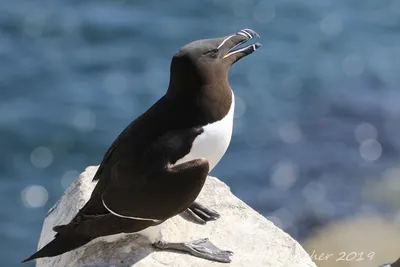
top-left (166, 81), bottom-right (233, 125)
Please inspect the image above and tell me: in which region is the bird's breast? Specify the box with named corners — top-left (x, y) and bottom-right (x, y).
top-left (174, 92), bottom-right (235, 172)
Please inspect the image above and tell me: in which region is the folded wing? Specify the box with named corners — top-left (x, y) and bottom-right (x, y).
top-left (101, 127), bottom-right (209, 221)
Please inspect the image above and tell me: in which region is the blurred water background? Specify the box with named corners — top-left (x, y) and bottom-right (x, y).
top-left (1, 0), bottom-right (400, 266)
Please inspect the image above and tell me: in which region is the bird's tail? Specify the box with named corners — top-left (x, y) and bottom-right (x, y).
top-left (21, 233), bottom-right (92, 263)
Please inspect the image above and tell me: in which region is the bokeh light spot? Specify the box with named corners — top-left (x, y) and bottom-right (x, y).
top-left (302, 181), bottom-right (326, 203)
top-left (253, 1), bottom-right (275, 24)
top-left (270, 161), bottom-right (298, 190)
top-left (72, 109), bottom-right (96, 133)
top-left (21, 185), bottom-right (49, 208)
top-left (30, 147), bottom-right (53, 169)
top-left (234, 96), bottom-right (247, 119)
top-left (266, 215), bottom-right (283, 228)
top-left (320, 14), bottom-right (343, 37)
top-left (354, 123), bottom-right (378, 143)
top-left (359, 139), bottom-right (382, 161)
top-left (279, 121), bottom-right (302, 144)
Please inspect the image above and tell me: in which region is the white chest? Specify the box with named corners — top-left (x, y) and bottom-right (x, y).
top-left (175, 92), bottom-right (235, 172)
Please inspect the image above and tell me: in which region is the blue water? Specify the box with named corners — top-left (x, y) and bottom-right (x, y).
top-left (1, 0), bottom-right (400, 266)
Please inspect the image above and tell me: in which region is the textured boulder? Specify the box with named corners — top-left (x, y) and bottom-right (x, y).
top-left (36, 166), bottom-right (316, 267)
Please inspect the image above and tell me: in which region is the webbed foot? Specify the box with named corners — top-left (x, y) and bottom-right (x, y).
top-left (153, 238), bottom-right (233, 263)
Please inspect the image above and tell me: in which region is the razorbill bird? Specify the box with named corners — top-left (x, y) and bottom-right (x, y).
top-left (22, 28), bottom-right (261, 264)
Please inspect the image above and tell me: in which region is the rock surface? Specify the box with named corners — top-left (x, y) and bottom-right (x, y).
top-left (36, 166), bottom-right (316, 267)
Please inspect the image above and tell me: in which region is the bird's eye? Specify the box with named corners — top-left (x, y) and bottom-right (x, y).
top-left (205, 49), bottom-right (217, 54)
top-left (204, 49), bottom-right (218, 57)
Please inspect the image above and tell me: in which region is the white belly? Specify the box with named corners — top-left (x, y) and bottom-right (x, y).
top-left (175, 91), bottom-right (235, 172)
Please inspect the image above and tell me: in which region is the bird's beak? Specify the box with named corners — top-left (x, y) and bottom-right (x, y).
top-left (219, 29), bottom-right (261, 61)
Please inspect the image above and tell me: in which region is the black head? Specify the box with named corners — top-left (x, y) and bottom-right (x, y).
top-left (167, 29), bottom-right (261, 97)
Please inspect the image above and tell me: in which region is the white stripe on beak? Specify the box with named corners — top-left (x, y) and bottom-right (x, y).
top-left (217, 35), bottom-right (235, 50)
top-left (223, 43), bottom-right (257, 59)
top-left (237, 31), bottom-right (249, 38)
top-left (239, 29), bottom-right (252, 38)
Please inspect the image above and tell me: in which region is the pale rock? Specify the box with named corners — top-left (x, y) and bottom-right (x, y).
top-left (36, 166), bottom-right (316, 267)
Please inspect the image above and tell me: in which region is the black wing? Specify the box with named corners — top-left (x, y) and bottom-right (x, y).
top-left (101, 127), bottom-right (209, 221)
top-left (102, 158), bottom-right (209, 221)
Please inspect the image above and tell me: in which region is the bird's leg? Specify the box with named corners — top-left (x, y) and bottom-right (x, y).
top-left (153, 238), bottom-right (233, 263)
top-left (181, 202), bottom-right (220, 225)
